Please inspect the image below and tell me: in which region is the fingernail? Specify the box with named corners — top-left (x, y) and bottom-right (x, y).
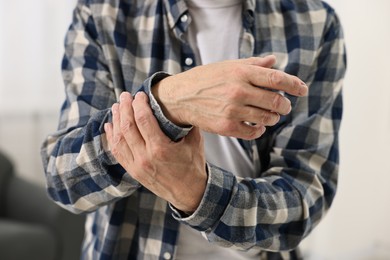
top-left (120, 92), bottom-right (133, 102)
top-left (299, 81), bottom-right (308, 96)
top-left (120, 92), bottom-right (125, 102)
top-left (111, 103), bottom-right (118, 113)
top-left (135, 91), bottom-right (147, 101)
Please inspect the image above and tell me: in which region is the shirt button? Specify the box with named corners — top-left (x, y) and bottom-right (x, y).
top-left (180, 14), bottom-right (188, 23)
top-left (185, 57), bottom-right (193, 66)
top-left (163, 252), bottom-right (172, 259)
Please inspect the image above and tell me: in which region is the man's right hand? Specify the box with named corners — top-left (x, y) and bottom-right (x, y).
top-left (152, 55), bottom-right (308, 140)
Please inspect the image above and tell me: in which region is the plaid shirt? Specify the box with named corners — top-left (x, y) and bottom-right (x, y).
top-left (41, 0), bottom-right (346, 259)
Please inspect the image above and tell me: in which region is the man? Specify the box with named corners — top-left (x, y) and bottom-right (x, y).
top-left (41, 0), bottom-right (346, 259)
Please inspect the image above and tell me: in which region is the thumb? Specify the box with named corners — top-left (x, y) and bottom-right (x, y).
top-left (184, 127), bottom-right (203, 146)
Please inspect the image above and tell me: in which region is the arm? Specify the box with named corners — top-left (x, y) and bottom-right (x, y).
top-left (99, 2), bottom-right (345, 253)
top-left (152, 56), bottom-right (308, 140)
top-left (174, 9), bottom-right (347, 251)
top-left (105, 11), bottom-right (345, 249)
top-left (40, 3), bottom-right (181, 214)
top-left (40, 2), bottom-right (137, 214)
top-left (41, 2), bottom-right (303, 215)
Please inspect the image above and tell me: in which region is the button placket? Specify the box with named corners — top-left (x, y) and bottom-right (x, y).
top-left (184, 57), bottom-right (193, 66)
top-left (180, 14), bottom-right (188, 23)
top-left (163, 252), bottom-right (172, 260)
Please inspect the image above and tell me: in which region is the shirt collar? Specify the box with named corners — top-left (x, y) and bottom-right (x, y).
top-left (163, 0), bottom-right (255, 29)
top-left (244, 0), bottom-right (255, 13)
top-left (163, 0), bottom-right (188, 30)
top-left (243, 0), bottom-right (255, 29)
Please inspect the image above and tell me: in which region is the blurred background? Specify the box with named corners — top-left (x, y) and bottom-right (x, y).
top-left (0, 0), bottom-right (389, 259)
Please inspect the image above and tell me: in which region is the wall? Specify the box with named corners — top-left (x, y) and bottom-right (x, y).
top-left (301, 0), bottom-right (390, 259)
top-left (0, 0), bottom-right (76, 184)
top-left (1, 0), bottom-right (389, 259)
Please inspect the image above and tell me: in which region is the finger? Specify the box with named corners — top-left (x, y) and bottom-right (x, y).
top-left (132, 92), bottom-right (170, 144)
top-left (233, 123), bottom-right (267, 140)
top-left (241, 106), bottom-right (281, 126)
top-left (203, 116), bottom-right (266, 140)
top-left (119, 92), bottom-right (145, 148)
top-left (104, 122), bottom-right (114, 150)
top-left (227, 56), bottom-right (276, 69)
top-left (243, 86), bottom-right (292, 115)
top-left (112, 103), bottom-right (123, 145)
top-left (249, 66), bottom-right (308, 97)
top-left (107, 107), bottom-right (135, 163)
top-left (243, 55), bottom-right (277, 68)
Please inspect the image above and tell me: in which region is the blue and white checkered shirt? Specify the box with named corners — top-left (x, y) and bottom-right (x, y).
top-left (41, 0), bottom-right (346, 259)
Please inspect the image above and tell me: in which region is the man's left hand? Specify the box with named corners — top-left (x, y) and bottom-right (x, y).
top-left (104, 91), bottom-right (207, 213)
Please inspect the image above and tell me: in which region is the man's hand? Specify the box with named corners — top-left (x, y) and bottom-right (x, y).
top-left (152, 55), bottom-right (308, 140)
top-left (104, 92), bottom-right (207, 213)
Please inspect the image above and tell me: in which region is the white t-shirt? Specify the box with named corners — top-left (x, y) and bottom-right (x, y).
top-left (175, 1), bottom-right (261, 259)
top-left (185, 0), bottom-right (243, 65)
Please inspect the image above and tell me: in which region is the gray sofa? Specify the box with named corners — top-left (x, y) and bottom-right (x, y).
top-left (0, 151), bottom-right (85, 260)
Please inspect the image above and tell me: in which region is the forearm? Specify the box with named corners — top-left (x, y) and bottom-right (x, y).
top-left (173, 17), bottom-right (346, 248)
top-left (42, 1), bottom-right (192, 213)
top-left (171, 165), bottom-right (304, 251)
top-left (41, 109), bottom-right (141, 214)
top-left (42, 73), bottom-right (195, 214)
top-left (150, 57), bottom-right (307, 140)
top-left (172, 145), bottom-right (336, 251)
top-left (172, 78), bottom-right (343, 251)
top-left (147, 72), bottom-right (193, 141)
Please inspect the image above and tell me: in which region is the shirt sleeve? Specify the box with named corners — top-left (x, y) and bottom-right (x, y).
top-left (40, 2), bottom-right (188, 214)
top-left (172, 7), bottom-right (347, 251)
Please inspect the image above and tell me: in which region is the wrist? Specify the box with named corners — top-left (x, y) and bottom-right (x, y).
top-left (171, 170), bottom-right (207, 214)
top-left (152, 76), bottom-right (190, 127)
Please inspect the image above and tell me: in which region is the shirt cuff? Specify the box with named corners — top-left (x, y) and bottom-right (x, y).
top-left (171, 163), bottom-right (237, 231)
top-left (143, 72), bottom-right (192, 141)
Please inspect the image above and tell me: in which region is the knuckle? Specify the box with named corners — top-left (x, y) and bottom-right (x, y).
top-left (134, 110), bottom-right (149, 125)
top-left (240, 126), bottom-right (259, 140)
top-left (263, 112), bottom-right (280, 126)
top-left (292, 76), bottom-right (301, 86)
top-left (246, 129), bottom-right (259, 140)
top-left (110, 136), bottom-right (125, 157)
top-left (247, 57), bottom-right (259, 64)
top-left (113, 134), bottom-right (123, 146)
top-left (231, 65), bottom-right (246, 78)
top-left (110, 146), bottom-right (121, 158)
top-left (247, 126), bottom-right (266, 140)
top-left (151, 145), bottom-right (167, 160)
top-left (219, 119), bottom-right (237, 135)
top-left (271, 94), bottom-right (290, 113)
top-left (231, 67), bottom-right (250, 82)
top-left (225, 84), bottom-right (244, 101)
top-left (138, 157), bottom-right (152, 172)
top-left (269, 70), bottom-right (285, 87)
top-left (260, 112), bottom-right (272, 126)
top-left (283, 98), bottom-right (292, 114)
top-left (120, 119), bottom-right (132, 134)
top-left (291, 76), bottom-right (303, 93)
top-left (272, 112), bottom-right (281, 124)
top-left (221, 103), bottom-right (237, 118)
top-left (271, 93), bottom-right (283, 110)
